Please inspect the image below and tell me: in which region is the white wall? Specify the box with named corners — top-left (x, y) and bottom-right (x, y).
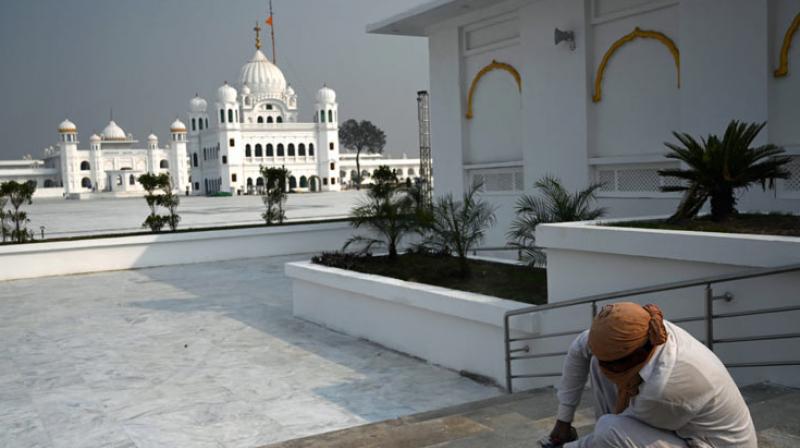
top-left (0, 221), bottom-right (353, 282)
top-left (418, 0), bottom-right (800, 246)
top-left (537, 221), bottom-right (800, 388)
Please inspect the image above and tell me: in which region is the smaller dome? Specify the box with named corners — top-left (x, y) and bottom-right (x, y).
top-left (170, 119), bottom-right (187, 133)
top-left (316, 85), bottom-right (336, 104)
top-left (89, 133), bottom-right (101, 142)
top-left (285, 84), bottom-right (295, 96)
top-left (58, 119), bottom-right (77, 133)
top-left (217, 82), bottom-right (238, 104)
top-left (101, 120), bottom-right (127, 140)
top-left (147, 133), bottom-right (158, 142)
top-left (190, 95), bottom-right (208, 113)
top-left (241, 84), bottom-right (251, 96)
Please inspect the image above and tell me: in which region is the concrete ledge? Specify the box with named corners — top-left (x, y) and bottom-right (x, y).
top-left (286, 260), bottom-right (541, 387)
top-left (0, 221), bottom-right (353, 281)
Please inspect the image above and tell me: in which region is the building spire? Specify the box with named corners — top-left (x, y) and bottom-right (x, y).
top-left (254, 21), bottom-right (262, 50)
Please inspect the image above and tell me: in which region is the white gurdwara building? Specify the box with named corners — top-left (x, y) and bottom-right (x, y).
top-left (188, 42), bottom-right (341, 195)
top-left (50, 118), bottom-right (190, 198)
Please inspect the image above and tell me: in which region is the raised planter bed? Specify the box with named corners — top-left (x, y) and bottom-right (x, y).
top-left (537, 218), bottom-right (800, 388)
top-left (285, 259), bottom-right (547, 387)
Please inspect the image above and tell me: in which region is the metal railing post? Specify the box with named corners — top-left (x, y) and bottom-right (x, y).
top-left (504, 314), bottom-right (513, 393)
top-left (705, 284), bottom-right (714, 351)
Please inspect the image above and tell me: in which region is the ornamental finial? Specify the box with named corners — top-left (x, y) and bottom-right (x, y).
top-left (254, 21), bottom-right (262, 50)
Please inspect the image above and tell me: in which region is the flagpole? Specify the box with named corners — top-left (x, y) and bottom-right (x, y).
top-left (269, 0), bottom-right (277, 64)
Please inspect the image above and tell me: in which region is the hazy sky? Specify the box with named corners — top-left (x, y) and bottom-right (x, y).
top-left (0, 0), bottom-right (430, 159)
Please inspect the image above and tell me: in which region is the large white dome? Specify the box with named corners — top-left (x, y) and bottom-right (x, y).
top-left (239, 50), bottom-right (287, 97)
top-left (101, 120), bottom-right (126, 140)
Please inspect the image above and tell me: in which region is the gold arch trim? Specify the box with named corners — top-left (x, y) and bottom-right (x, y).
top-left (775, 12), bottom-right (800, 78)
top-left (592, 27), bottom-right (680, 103)
top-left (465, 60), bottom-right (522, 120)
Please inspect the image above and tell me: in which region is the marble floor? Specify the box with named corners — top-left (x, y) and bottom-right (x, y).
top-left (0, 255), bottom-right (500, 448)
top-left (26, 191), bottom-right (365, 239)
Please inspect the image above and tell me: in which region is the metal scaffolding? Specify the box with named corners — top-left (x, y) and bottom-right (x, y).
top-left (417, 90), bottom-right (433, 204)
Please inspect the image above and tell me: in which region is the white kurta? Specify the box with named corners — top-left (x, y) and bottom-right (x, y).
top-left (556, 321), bottom-right (757, 447)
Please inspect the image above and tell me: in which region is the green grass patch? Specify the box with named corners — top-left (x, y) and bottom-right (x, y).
top-left (313, 252), bottom-right (547, 305)
top-left (608, 213), bottom-right (800, 237)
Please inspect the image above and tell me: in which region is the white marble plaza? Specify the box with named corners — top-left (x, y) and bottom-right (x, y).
top-left (25, 191), bottom-right (364, 239)
top-left (0, 255), bottom-right (500, 448)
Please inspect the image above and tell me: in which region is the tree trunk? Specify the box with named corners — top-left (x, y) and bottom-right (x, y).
top-left (388, 240), bottom-right (397, 260)
top-left (709, 187), bottom-right (736, 222)
top-left (355, 149), bottom-right (362, 191)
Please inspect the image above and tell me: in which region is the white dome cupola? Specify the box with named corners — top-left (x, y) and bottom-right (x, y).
top-left (89, 133), bottom-right (101, 143)
top-left (316, 85), bottom-right (337, 104)
top-left (101, 120), bottom-right (127, 141)
top-left (239, 50), bottom-right (287, 98)
top-left (190, 95), bottom-right (208, 113)
top-left (170, 119), bottom-right (187, 133)
top-left (241, 84), bottom-right (251, 96)
top-left (217, 82), bottom-right (238, 104)
top-left (58, 119), bottom-right (77, 133)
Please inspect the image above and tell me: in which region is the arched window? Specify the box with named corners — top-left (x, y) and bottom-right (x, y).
top-left (129, 174), bottom-right (136, 185)
top-left (247, 178), bottom-right (253, 186)
top-left (81, 177), bottom-right (92, 188)
top-left (256, 177), bottom-right (264, 187)
top-left (351, 170), bottom-right (358, 179)
top-left (193, 153), bottom-right (198, 167)
top-left (276, 116), bottom-right (283, 123)
top-left (255, 144), bottom-right (263, 157)
top-left (160, 160), bottom-right (169, 169)
top-left (232, 174), bottom-right (237, 182)
top-left (266, 144), bottom-right (274, 157)
top-left (362, 170), bottom-right (370, 178)
top-left (277, 144), bottom-right (284, 157)
top-left (329, 142), bottom-right (335, 151)
top-left (288, 144), bottom-right (295, 156)
top-left (289, 176), bottom-right (297, 189)
top-left (331, 178), bottom-right (336, 185)
top-left (258, 116), bottom-right (264, 124)
top-left (116, 175), bottom-right (123, 186)
top-left (397, 168), bottom-right (404, 176)
top-left (194, 182), bottom-right (199, 190)
top-left (222, 155), bottom-right (227, 164)
top-left (309, 143), bottom-right (315, 156)
top-left (298, 143), bottom-right (306, 156)
top-left (199, 119), bottom-right (204, 130)
top-left (300, 176), bottom-right (308, 188)
top-left (320, 110), bottom-right (326, 123)
top-left (330, 162), bottom-right (335, 170)
top-left (80, 161), bottom-right (90, 171)
top-left (245, 144), bottom-right (252, 157)
top-left (228, 109), bottom-right (233, 123)
top-left (267, 116), bottom-right (274, 123)
top-left (408, 168), bottom-right (416, 176)
top-left (266, 104), bottom-right (273, 110)
top-left (44, 179), bottom-right (54, 188)
top-left (192, 118), bottom-right (196, 131)
top-left (328, 110), bottom-right (333, 123)
top-left (323, 178), bottom-right (328, 186)
top-left (220, 109), bottom-right (225, 123)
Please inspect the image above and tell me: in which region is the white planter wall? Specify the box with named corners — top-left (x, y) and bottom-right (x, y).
top-left (286, 261), bottom-right (553, 389)
top-left (0, 221), bottom-right (353, 282)
top-left (537, 221), bottom-right (800, 388)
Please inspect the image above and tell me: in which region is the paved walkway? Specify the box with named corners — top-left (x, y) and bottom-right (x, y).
top-left (0, 255), bottom-right (500, 448)
top-left (264, 384), bottom-right (800, 448)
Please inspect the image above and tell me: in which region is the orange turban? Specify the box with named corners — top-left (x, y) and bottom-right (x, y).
top-left (588, 302), bottom-right (668, 413)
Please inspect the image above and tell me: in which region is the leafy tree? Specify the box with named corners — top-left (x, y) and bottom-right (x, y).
top-left (138, 173), bottom-right (180, 232)
top-left (422, 183), bottom-right (496, 278)
top-left (0, 193), bottom-right (8, 243)
top-left (0, 180), bottom-right (36, 243)
top-left (507, 176), bottom-right (606, 267)
top-left (339, 119), bottom-right (386, 190)
top-left (260, 166), bottom-right (289, 225)
top-left (659, 121), bottom-right (790, 222)
top-left (345, 165), bottom-right (422, 259)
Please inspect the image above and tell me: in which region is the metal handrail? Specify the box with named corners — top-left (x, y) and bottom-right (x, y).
top-left (504, 262), bottom-right (800, 392)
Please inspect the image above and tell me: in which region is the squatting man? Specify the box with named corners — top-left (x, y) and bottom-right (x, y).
top-left (543, 302), bottom-right (756, 447)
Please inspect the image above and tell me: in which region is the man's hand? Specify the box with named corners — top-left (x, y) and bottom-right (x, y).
top-left (547, 420), bottom-right (577, 445)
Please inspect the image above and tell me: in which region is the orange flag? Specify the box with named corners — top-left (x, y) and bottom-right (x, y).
top-left (266, 16), bottom-right (273, 26)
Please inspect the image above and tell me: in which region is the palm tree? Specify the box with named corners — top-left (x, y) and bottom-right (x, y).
top-left (659, 121), bottom-right (790, 222)
top-left (422, 183), bottom-right (496, 277)
top-left (345, 166), bottom-right (420, 259)
top-left (507, 176), bottom-right (606, 267)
